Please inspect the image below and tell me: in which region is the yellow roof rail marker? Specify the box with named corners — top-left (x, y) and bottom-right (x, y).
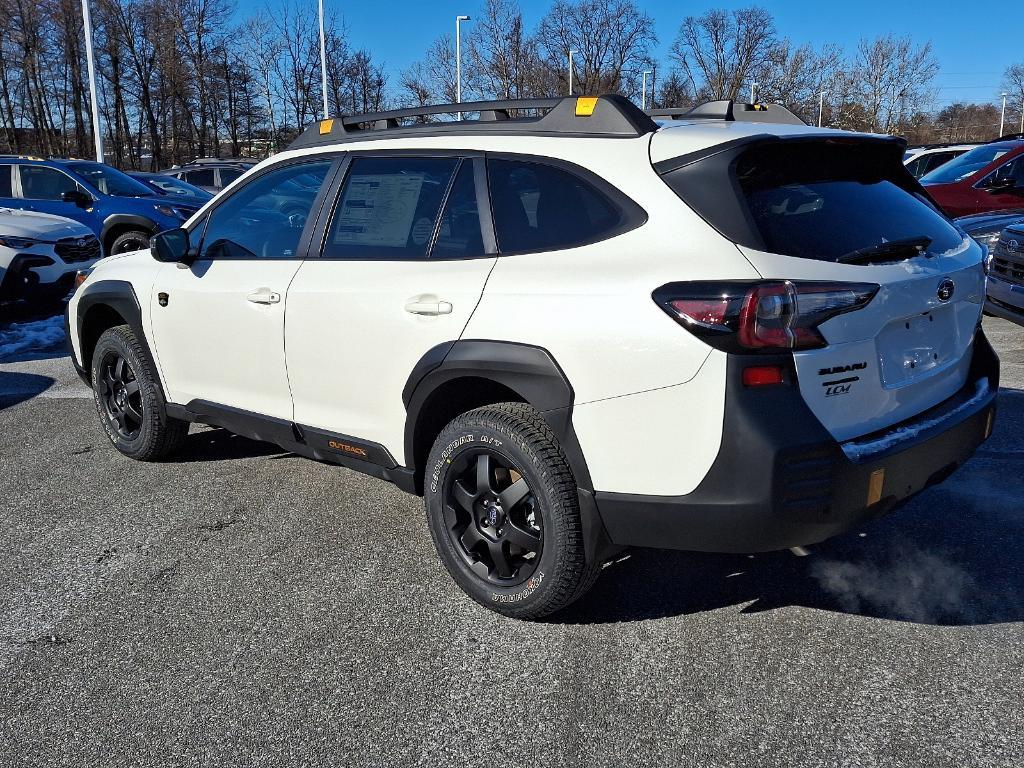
top-left (575, 97), bottom-right (599, 117)
top-left (319, 119), bottom-right (335, 135)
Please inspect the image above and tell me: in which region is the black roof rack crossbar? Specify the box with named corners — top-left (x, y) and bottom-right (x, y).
top-left (340, 98), bottom-right (562, 127)
top-left (647, 100), bottom-right (806, 127)
top-left (287, 94), bottom-right (658, 150)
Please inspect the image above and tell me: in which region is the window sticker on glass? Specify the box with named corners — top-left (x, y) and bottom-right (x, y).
top-left (334, 174), bottom-right (427, 248)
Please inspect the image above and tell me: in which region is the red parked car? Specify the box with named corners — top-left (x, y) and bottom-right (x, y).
top-left (921, 136), bottom-right (1024, 217)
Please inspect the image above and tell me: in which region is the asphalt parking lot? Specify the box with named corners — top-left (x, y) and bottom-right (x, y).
top-left (1, 313), bottom-right (1022, 767)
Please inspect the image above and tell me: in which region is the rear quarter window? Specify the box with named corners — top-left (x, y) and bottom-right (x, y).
top-left (486, 158), bottom-right (644, 253)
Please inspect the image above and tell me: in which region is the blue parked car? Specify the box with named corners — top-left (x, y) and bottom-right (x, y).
top-left (0, 157), bottom-right (202, 255)
top-left (127, 171), bottom-right (215, 204)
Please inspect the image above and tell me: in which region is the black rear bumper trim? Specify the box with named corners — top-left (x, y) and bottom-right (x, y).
top-left (594, 330), bottom-right (999, 553)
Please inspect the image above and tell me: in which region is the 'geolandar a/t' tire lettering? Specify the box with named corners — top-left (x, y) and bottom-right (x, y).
top-left (424, 402), bottom-right (600, 619)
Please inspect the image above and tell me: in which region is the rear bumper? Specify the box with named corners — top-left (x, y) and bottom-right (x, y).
top-left (985, 274), bottom-right (1024, 326)
top-left (594, 330), bottom-right (999, 553)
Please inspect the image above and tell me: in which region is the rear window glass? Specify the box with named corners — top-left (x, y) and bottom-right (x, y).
top-left (0, 165), bottom-right (11, 197)
top-left (663, 140), bottom-right (965, 262)
top-left (185, 169), bottom-right (216, 187)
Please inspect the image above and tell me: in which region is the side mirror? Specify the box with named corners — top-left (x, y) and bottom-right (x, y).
top-left (151, 228), bottom-right (191, 264)
top-left (61, 189), bottom-right (93, 208)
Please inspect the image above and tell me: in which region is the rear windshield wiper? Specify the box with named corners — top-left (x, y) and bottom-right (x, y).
top-left (836, 236), bottom-right (933, 265)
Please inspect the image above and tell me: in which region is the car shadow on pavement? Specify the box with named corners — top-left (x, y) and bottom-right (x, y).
top-left (0, 372), bottom-right (55, 411)
top-left (557, 389), bottom-right (1024, 628)
top-left (167, 427), bottom-right (289, 463)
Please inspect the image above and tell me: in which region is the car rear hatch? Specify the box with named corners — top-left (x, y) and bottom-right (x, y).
top-left (656, 133), bottom-right (987, 442)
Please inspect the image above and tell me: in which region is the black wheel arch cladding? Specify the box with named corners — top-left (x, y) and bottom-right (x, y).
top-left (403, 339), bottom-right (594, 494)
top-left (74, 280), bottom-right (166, 407)
top-left (101, 214), bottom-right (158, 249)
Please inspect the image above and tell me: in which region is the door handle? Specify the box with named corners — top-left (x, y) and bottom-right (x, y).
top-left (247, 288), bottom-right (281, 305)
top-left (404, 296), bottom-right (453, 316)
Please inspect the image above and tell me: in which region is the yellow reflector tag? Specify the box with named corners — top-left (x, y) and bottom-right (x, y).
top-left (575, 97), bottom-right (599, 117)
top-left (867, 468), bottom-right (885, 506)
top-left (319, 119), bottom-right (335, 135)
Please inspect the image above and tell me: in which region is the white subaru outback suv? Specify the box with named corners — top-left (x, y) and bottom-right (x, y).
top-left (67, 96), bottom-right (999, 619)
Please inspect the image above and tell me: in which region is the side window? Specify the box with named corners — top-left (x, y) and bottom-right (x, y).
top-left (487, 158), bottom-right (624, 253)
top-left (185, 168), bottom-right (215, 187)
top-left (18, 166), bottom-right (79, 200)
top-left (981, 155), bottom-right (1024, 187)
top-left (431, 161), bottom-right (483, 258)
top-left (324, 156), bottom-right (459, 260)
top-left (905, 156), bottom-right (925, 178)
top-left (925, 152), bottom-right (954, 173)
top-left (0, 165), bottom-right (12, 197)
top-left (219, 168), bottom-right (243, 185)
top-left (197, 160), bottom-right (332, 260)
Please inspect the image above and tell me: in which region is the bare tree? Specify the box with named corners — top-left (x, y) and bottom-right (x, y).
top-left (464, 0), bottom-right (545, 100)
top-left (845, 35), bottom-right (938, 134)
top-left (752, 40), bottom-right (843, 123)
top-left (1001, 63), bottom-right (1024, 134)
top-left (536, 0), bottom-right (656, 99)
top-left (669, 7), bottom-right (775, 102)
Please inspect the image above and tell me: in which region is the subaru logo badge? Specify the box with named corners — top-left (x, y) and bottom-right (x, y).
top-left (76, 238), bottom-right (86, 247)
top-left (1009, 239), bottom-right (1020, 252)
top-left (937, 278), bottom-right (955, 302)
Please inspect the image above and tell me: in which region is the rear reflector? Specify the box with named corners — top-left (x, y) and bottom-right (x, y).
top-left (742, 365), bottom-right (785, 387)
top-left (867, 468), bottom-right (885, 506)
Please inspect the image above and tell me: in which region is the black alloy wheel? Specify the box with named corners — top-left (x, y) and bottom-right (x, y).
top-left (444, 449), bottom-right (543, 585)
top-left (98, 350), bottom-right (144, 441)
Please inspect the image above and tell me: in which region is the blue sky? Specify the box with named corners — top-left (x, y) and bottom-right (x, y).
top-left (316, 0), bottom-right (1018, 107)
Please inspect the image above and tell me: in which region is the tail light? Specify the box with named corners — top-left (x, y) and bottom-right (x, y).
top-left (654, 280), bottom-right (878, 352)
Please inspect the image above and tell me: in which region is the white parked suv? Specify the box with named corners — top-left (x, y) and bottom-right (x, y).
top-left (1, 208), bottom-right (101, 302)
top-left (67, 96), bottom-right (999, 618)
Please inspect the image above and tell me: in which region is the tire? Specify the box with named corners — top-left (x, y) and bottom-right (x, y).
top-left (108, 230), bottom-right (151, 256)
top-left (90, 324), bottom-right (188, 461)
top-left (424, 402), bottom-right (600, 619)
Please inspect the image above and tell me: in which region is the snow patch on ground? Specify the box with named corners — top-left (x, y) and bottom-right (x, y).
top-left (0, 315), bottom-right (66, 361)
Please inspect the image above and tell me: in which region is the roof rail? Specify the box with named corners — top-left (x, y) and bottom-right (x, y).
top-left (188, 157), bottom-right (257, 165)
top-left (287, 94), bottom-right (657, 150)
top-left (987, 132), bottom-right (1024, 144)
top-left (647, 100), bottom-right (806, 126)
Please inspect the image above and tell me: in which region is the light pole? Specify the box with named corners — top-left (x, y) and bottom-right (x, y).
top-left (818, 91), bottom-right (825, 128)
top-left (641, 70), bottom-right (652, 111)
top-left (1000, 92), bottom-right (1008, 137)
top-left (1020, 95), bottom-right (1023, 134)
top-left (318, 0), bottom-right (329, 118)
top-left (456, 15), bottom-right (470, 116)
top-left (81, 0), bottom-right (103, 162)
top-left (568, 49), bottom-right (575, 95)
top-left (750, 82), bottom-right (757, 104)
